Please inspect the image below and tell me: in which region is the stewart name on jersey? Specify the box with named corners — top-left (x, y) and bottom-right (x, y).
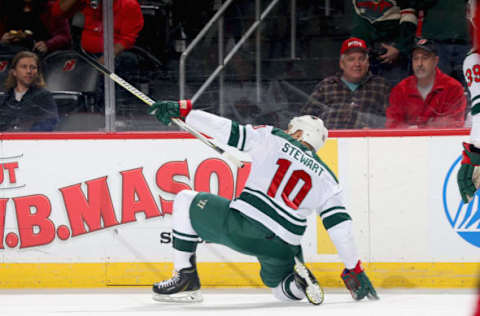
top-left (185, 110), bottom-right (352, 246)
top-left (281, 142), bottom-right (324, 176)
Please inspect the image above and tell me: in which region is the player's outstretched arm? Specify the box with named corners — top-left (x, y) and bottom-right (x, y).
top-left (457, 142), bottom-right (480, 203)
top-left (322, 208), bottom-right (377, 301)
top-left (341, 260), bottom-right (378, 301)
top-left (150, 100), bottom-right (192, 125)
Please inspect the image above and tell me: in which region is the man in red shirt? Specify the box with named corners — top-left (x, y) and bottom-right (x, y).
top-left (386, 38), bottom-right (467, 129)
top-left (51, 0), bottom-right (143, 60)
top-left (51, 0), bottom-right (144, 111)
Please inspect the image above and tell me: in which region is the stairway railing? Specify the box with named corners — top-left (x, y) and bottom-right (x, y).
top-left (179, 0), bottom-right (292, 116)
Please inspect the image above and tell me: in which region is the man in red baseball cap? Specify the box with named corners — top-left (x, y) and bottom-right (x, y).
top-left (339, 37), bottom-right (369, 85)
top-left (340, 37), bottom-right (368, 55)
top-left (301, 37), bottom-right (391, 129)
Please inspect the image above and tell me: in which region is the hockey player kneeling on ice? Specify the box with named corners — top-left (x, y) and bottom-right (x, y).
top-left (149, 100), bottom-right (378, 304)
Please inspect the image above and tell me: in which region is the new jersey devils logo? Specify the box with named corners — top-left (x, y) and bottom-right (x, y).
top-left (417, 39), bottom-right (428, 45)
top-left (0, 61), bottom-right (9, 72)
top-left (63, 59), bottom-right (77, 72)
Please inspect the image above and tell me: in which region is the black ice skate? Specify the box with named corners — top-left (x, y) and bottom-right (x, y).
top-left (152, 255), bottom-right (202, 303)
top-left (293, 257), bottom-right (325, 305)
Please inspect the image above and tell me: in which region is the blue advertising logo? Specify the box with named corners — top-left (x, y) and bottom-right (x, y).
top-left (443, 156), bottom-right (480, 248)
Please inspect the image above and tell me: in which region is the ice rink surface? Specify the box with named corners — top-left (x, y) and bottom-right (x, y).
top-left (0, 287), bottom-right (477, 316)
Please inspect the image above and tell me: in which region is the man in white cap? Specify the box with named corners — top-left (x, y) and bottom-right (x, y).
top-left (147, 99), bottom-right (378, 305)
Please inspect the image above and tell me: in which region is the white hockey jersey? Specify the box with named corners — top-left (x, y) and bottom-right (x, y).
top-left (185, 110), bottom-right (351, 246)
top-left (464, 50), bottom-right (480, 146)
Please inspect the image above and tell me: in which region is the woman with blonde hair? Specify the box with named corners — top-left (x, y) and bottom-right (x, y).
top-left (0, 50), bottom-right (58, 131)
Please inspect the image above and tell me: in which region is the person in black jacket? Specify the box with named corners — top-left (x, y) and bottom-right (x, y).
top-left (1, 50), bottom-right (58, 131)
top-left (350, 0), bottom-right (418, 86)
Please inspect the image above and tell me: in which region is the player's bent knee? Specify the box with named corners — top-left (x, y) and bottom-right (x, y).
top-left (271, 273), bottom-right (305, 302)
top-left (172, 190), bottom-right (199, 235)
top-left (173, 190), bottom-right (198, 217)
top-left (271, 284), bottom-right (301, 302)
top-left (272, 285), bottom-right (290, 302)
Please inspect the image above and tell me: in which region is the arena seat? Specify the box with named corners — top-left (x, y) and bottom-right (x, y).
top-left (41, 50), bottom-right (99, 115)
top-left (0, 53), bottom-right (14, 92)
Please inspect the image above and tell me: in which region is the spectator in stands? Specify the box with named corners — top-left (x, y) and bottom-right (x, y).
top-left (386, 38), bottom-right (467, 128)
top-left (351, 0), bottom-right (417, 86)
top-left (0, 0), bottom-right (71, 55)
top-left (51, 0), bottom-right (144, 64)
top-left (300, 37), bottom-right (391, 129)
top-left (0, 51), bottom-right (58, 131)
top-left (416, 0), bottom-right (471, 84)
top-left (52, 0), bottom-right (144, 111)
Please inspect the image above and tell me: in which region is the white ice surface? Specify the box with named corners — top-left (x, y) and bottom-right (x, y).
top-left (0, 288), bottom-right (476, 316)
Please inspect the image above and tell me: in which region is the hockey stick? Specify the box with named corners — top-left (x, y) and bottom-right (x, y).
top-left (75, 49), bottom-right (244, 168)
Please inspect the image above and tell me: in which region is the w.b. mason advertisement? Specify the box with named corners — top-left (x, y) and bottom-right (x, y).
top-left (0, 134), bottom-right (477, 288)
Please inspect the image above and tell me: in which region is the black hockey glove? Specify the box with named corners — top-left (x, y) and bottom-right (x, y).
top-left (341, 260), bottom-right (378, 301)
top-left (149, 100), bottom-right (192, 125)
top-left (458, 142), bottom-right (480, 203)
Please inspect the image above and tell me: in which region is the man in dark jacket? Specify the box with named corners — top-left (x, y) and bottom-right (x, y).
top-left (1, 50), bottom-right (58, 131)
top-left (351, 0), bottom-right (417, 86)
top-left (416, 0), bottom-right (471, 83)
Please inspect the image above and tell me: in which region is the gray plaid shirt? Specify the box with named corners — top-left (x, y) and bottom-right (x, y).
top-left (301, 73), bottom-right (391, 129)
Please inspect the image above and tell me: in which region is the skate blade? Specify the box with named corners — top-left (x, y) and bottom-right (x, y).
top-left (305, 283), bottom-right (325, 305)
top-left (294, 258), bottom-right (325, 305)
top-left (152, 290), bottom-right (203, 303)
top-left (367, 292), bottom-right (380, 300)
